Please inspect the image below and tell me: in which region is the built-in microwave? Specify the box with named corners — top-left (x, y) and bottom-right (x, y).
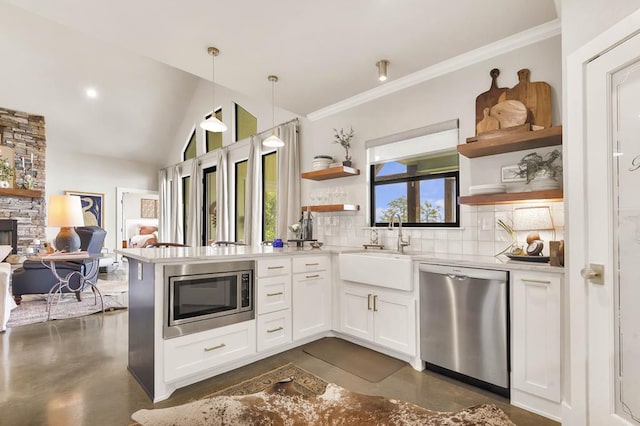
top-left (163, 261), bottom-right (254, 339)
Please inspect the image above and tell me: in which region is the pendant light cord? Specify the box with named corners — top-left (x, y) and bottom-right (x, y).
top-left (271, 78), bottom-right (275, 136)
top-left (211, 52), bottom-right (216, 115)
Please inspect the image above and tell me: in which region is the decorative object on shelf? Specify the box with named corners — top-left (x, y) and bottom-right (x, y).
top-left (475, 68), bottom-right (507, 133)
top-left (511, 206), bottom-right (555, 261)
top-left (263, 75), bottom-right (285, 148)
top-left (312, 155), bottom-right (333, 170)
top-left (200, 46), bottom-right (227, 133)
top-left (333, 127), bottom-right (355, 167)
top-left (288, 223), bottom-right (301, 240)
top-left (490, 100), bottom-right (528, 129)
top-left (549, 240), bottom-right (565, 266)
top-left (0, 146), bottom-right (15, 188)
top-left (498, 68), bottom-right (552, 129)
top-left (515, 149), bottom-right (562, 189)
top-left (476, 107), bottom-right (500, 134)
top-left (376, 59), bottom-right (389, 82)
top-left (48, 195), bottom-right (85, 252)
top-left (500, 165), bottom-right (526, 183)
top-left (64, 190), bottom-right (104, 227)
top-left (496, 218), bottom-right (518, 256)
top-left (310, 241), bottom-right (323, 249)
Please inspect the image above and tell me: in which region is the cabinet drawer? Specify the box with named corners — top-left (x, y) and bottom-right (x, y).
top-left (164, 320), bottom-right (256, 382)
top-left (257, 275), bottom-right (292, 315)
top-left (257, 310), bottom-right (292, 352)
top-left (292, 255), bottom-right (329, 273)
top-left (257, 258), bottom-right (291, 277)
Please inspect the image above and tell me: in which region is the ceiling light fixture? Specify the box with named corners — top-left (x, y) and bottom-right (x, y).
top-left (200, 46), bottom-right (227, 133)
top-left (376, 59), bottom-right (389, 82)
top-left (85, 87), bottom-right (98, 99)
top-left (263, 75), bottom-right (284, 148)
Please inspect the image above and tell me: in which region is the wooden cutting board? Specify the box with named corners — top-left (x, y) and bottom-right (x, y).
top-left (476, 107), bottom-right (500, 134)
top-left (498, 68), bottom-right (552, 128)
top-left (490, 100), bottom-right (528, 129)
top-left (475, 69), bottom-right (507, 134)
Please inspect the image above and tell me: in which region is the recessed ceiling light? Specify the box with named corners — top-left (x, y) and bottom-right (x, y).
top-left (85, 88), bottom-right (98, 99)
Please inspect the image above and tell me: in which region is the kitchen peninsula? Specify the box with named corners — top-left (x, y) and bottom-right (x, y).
top-left (118, 245), bottom-right (564, 421)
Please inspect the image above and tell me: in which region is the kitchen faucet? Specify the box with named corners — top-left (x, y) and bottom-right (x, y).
top-left (388, 213), bottom-right (411, 253)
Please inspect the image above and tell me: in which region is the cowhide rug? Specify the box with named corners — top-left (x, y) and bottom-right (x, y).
top-left (132, 379), bottom-right (515, 425)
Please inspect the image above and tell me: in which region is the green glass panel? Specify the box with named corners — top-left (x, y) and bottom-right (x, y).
top-left (182, 176), bottom-right (190, 244)
top-left (206, 110), bottom-right (223, 152)
top-left (204, 168), bottom-right (217, 244)
top-left (183, 130), bottom-right (197, 161)
top-left (235, 160), bottom-right (248, 242)
top-left (262, 152), bottom-right (277, 241)
top-left (235, 103), bottom-right (257, 142)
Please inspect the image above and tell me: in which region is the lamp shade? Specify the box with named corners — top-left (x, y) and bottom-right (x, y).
top-left (263, 134), bottom-right (284, 148)
top-left (48, 195), bottom-right (84, 227)
top-left (513, 206), bottom-right (554, 231)
top-left (200, 116), bottom-right (228, 132)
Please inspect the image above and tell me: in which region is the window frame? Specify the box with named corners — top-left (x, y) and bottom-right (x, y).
top-left (369, 166), bottom-right (460, 228)
top-left (234, 159), bottom-right (248, 243)
top-left (261, 150), bottom-right (277, 242)
top-left (202, 165), bottom-right (217, 245)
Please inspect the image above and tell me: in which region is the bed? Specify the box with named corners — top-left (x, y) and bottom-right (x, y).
top-left (125, 219), bottom-right (159, 248)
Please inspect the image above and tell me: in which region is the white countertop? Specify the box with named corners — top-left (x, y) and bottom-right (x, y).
top-left (116, 245), bottom-right (564, 274)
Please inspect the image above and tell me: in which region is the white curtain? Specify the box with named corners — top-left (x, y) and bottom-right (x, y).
top-left (276, 122), bottom-right (300, 239)
top-left (216, 148), bottom-right (230, 241)
top-left (187, 159), bottom-right (202, 246)
top-left (158, 164), bottom-right (183, 243)
top-left (244, 135), bottom-right (263, 245)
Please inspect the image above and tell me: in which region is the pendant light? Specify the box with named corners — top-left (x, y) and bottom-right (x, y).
top-left (200, 46), bottom-right (227, 132)
top-left (263, 75), bottom-right (284, 148)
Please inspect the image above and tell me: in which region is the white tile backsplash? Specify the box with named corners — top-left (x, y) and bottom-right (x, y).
top-left (315, 203), bottom-right (564, 257)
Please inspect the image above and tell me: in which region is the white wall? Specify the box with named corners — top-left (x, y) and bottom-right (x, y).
top-left (299, 36), bottom-right (563, 254)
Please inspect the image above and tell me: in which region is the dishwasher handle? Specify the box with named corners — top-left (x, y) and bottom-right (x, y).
top-left (446, 273), bottom-right (468, 281)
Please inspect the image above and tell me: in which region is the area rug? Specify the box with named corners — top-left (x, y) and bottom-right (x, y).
top-left (303, 337), bottom-right (406, 382)
top-left (6, 293), bottom-right (126, 328)
top-left (94, 279), bottom-right (128, 295)
top-left (131, 363), bottom-right (515, 426)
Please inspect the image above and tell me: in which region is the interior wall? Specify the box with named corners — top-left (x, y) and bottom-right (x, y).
top-left (298, 36), bottom-right (562, 253)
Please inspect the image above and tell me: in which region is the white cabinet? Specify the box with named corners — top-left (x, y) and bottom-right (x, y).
top-left (292, 256), bottom-right (331, 340)
top-left (164, 320), bottom-right (256, 382)
top-left (257, 309), bottom-right (292, 351)
top-left (511, 270), bottom-right (561, 415)
top-left (340, 283), bottom-right (416, 356)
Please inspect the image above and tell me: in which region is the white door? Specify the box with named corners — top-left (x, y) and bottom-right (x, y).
top-left (585, 32), bottom-right (640, 425)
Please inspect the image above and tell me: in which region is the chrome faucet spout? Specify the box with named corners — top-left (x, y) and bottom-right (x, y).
top-left (389, 213), bottom-right (410, 253)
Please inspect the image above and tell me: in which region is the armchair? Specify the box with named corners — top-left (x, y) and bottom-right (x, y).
top-left (11, 226), bottom-right (106, 305)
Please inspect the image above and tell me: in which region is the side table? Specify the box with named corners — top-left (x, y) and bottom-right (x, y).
top-left (37, 252), bottom-right (104, 320)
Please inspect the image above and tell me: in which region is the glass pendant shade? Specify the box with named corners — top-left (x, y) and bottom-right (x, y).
top-left (200, 116), bottom-right (227, 132)
top-left (263, 134), bottom-right (284, 148)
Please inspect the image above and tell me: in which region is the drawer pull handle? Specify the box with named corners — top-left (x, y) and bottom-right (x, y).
top-left (204, 343), bottom-right (226, 352)
top-left (367, 294), bottom-right (372, 310)
top-left (306, 274), bottom-right (320, 279)
top-left (268, 266), bottom-right (285, 270)
top-left (267, 291), bottom-right (284, 297)
top-left (305, 262), bottom-right (320, 266)
top-left (267, 326), bottom-right (284, 333)
top-left (373, 295), bottom-right (378, 312)
top-left (521, 278), bottom-right (551, 285)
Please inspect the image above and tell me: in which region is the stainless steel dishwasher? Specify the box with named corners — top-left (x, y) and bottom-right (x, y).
top-left (419, 263), bottom-right (509, 397)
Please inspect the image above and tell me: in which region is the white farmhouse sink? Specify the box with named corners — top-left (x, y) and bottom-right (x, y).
top-left (339, 251), bottom-right (413, 291)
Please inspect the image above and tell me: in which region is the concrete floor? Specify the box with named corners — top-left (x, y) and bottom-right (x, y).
top-left (0, 275), bottom-right (558, 425)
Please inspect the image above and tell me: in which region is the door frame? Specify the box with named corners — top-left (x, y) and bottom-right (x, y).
top-left (565, 8), bottom-right (640, 425)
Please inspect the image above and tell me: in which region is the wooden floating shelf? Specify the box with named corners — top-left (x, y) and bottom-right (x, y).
top-left (301, 166), bottom-right (360, 181)
top-left (301, 204), bottom-right (360, 212)
top-left (458, 125), bottom-right (562, 158)
top-left (0, 187), bottom-right (43, 198)
top-left (459, 189), bottom-right (563, 206)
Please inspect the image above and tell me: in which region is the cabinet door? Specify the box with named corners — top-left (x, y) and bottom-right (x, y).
top-left (256, 309), bottom-right (292, 352)
top-left (340, 284), bottom-right (374, 342)
top-left (256, 274), bottom-right (291, 315)
top-left (373, 289), bottom-right (416, 356)
top-left (512, 271), bottom-right (561, 402)
top-left (292, 271), bottom-right (331, 340)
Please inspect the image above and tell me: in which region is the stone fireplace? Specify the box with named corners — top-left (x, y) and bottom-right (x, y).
top-left (0, 107), bottom-right (46, 255)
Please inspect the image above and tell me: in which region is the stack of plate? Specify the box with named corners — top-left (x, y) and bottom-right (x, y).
top-left (312, 155), bottom-right (333, 170)
top-left (468, 184), bottom-right (506, 195)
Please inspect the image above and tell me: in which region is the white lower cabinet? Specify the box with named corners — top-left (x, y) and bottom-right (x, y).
top-left (340, 283), bottom-right (416, 356)
top-left (257, 309), bottom-right (292, 351)
top-left (164, 320), bottom-right (256, 382)
top-left (292, 256), bottom-right (331, 340)
top-left (511, 270), bottom-right (561, 418)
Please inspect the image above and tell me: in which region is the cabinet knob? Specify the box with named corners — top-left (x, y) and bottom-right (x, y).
top-left (580, 263), bottom-right (604, 285)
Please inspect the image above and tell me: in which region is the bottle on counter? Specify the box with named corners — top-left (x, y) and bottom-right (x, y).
top-left (301, 209), bottom-right (313, 240)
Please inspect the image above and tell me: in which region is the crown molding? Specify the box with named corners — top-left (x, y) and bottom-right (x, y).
top-left (306, 19), bottom-right (561, 122)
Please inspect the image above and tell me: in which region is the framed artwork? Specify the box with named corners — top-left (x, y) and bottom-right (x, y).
top-left (141, 198), bottom-right (158, 219)
top-left (501, 165), bottom-right (526, 183)
top-left (65, 190), bottom-right (104, 228)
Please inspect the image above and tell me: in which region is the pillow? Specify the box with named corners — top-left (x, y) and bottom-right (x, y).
top-left (138, 226), bottom-right (158, 235)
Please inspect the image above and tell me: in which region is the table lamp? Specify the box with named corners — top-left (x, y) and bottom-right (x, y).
top-left (513, 206), bottom-right (555, 255)
top-left (48, 195), bottom-right (84, 252)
